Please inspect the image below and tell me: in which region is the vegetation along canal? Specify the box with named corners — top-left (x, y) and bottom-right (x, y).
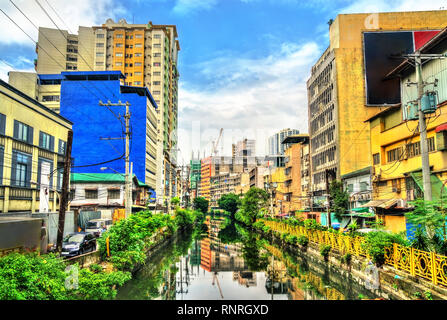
top-left (116, 216), bottom-right (379, 300)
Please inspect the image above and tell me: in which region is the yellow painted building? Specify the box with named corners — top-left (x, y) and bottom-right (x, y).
top-left (0, 79), bottom-right (73, 213)
top-left (365, 27), bottom-right (447, 234)
top-left (308, 11), bottom-right (447, 203)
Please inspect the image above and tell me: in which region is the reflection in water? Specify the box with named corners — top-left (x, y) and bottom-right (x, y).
top-left (116, 217), bottom-right (379, 300)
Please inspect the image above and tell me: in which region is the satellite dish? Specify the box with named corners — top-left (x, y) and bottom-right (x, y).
top-left (105, 18), bottom-right (114, 24)
top-left (118, 18), bottom-right (127, 25)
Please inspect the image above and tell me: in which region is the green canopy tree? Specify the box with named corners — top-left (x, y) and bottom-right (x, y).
top-left (193, 197), bottom-right (209, 214)
top-left (236, 187), bottom-right (269, 225)
top-left (217, 193), bottom-right (241, 219)
top-left (329, 180), bottom-right (349, 221)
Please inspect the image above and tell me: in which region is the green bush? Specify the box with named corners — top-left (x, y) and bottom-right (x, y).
top-left (361, 231), bottom-right (408, 266)
top-left (297, 235), bottom-right (309, 247)
top-left (89, 264), bottom-right (103, 273)
top-left (286, 235), bottom-right (298, 245)
top-left (0, 253), bottom-right (130, 300)
top-left (262, 225), bottom-right (271, 233)
top-left (320, 244), bottom-right (331, 259)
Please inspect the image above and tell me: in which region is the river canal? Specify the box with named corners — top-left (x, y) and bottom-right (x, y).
top-left (116, 217), bottom-right (380, 300)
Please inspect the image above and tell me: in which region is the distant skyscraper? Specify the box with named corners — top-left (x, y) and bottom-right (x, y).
top-left (268, 129), bottom-right (300, 156)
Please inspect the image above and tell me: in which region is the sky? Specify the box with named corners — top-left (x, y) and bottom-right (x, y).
top-left (0, 0), bottom-right (446, 165)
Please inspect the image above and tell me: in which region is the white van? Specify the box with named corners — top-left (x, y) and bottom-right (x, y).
top-left (85, 218), bottom-right (112, 237)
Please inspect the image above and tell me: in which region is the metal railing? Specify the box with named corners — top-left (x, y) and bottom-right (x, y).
top-left (263, 219), bottom-right (447, 287)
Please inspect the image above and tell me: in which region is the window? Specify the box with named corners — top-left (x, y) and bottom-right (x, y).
top-left (134, 72), bottom-right (142, 76)
top-left (153, 43), bottom-right (161, 48)
top-left (13, 120), bottom-right (33, 144)
top-left (96, 52), bottom-right (104, 57)
top-left (346, 184), bottom-right (354, 192)
top-left (153, 81), bottom-right (161, 85)
top-left (39, 131), bottom-right (54, 151)
top-left (42, 95), bottom-right (60, 102)
top-left (108, 189), bottom-right (120, 199)
top-left (387, 147), bottom-right (402, 162)
top-left (85, 189), bottom-right (98, 199)
top-left (154, 34), bottom-right (161, 39)
top-left (96, 33), bottom-right (104, 38)
top-left (0, 146), bottom-right (3, 184)
top-left (116, 53), bottom-right (123, 57)
top-left (116, 43), bottom-right (123, 48)
top-left (0, 113), bottom-right (6, 135)
top-left (96, 43), bottom-right (104, 47)
top-left (373, 153), bottom-right (380, 165)
top-left (115, 34), bottom-right (123, 39)
top-left (135, 43), bottom-right (142, 48)
top-left (58, 140), bottom-right (66, 155)
top-left (360, 181), bottom-right (368, 192)
top-left (428, 136), bottom-right (435, 152)
top-left (154, 53), bottom-right (161, 57)
top-left (153, 71), bottom-right (161, 76)
top-left (69, 189), bottom-right (75, 201)
top-left (153, 62), bottom-right (161, 67)
top-left (116, 62), bottom-right (123, 66)
top-left (12, 151), bottom-right (31, 187)
top-left (95, 62), bottom-right (104, 66)
top-left (153, 90), bottom-right (160, 95)
top-left (134, 81), bottom-right (141, 85)
top-left (135, 53), bottom-right (142, 57)
top-left (135, 34), bottom-right (143, 39)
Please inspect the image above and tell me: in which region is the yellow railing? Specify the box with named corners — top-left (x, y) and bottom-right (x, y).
top-left (262, 219), bottom-right (447, 287)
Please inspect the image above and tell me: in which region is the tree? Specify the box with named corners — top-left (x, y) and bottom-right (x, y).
top-left (236, 187), bottom-right (269, 225)
top-left (406, 199), bottom-right (446, 252)
top-left (217, 193), bottom-right (241, 219)
top-left (193, 197), bottom-right (209, 214)
top-left (171, 197), bottom-right (180, 207)
top-left (329, 180), bottom-right (349, 220)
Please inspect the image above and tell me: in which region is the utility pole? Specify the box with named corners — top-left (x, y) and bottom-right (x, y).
top-left (403, 52), bottom-right (447, 201)
top-left (99, 100), bottom-right (131, 217)
top-left (56, 129), bottom-right (73, 252)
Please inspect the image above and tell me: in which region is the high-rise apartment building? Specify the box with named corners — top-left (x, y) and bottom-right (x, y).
top-left (307, 11), bottom-right (447, 209)
top-left (12, 19), bottom-right (180, 205)
top-left (267, 128), bottom-right (299, 167)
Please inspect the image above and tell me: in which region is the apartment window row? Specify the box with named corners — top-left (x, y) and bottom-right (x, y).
top-left (312, 145), bottom-right (336, 168)
top-left (310, 104), bottom-right (334, 134)
top-left (309, 84), bottom-right (333, 119)
top-left (309, 61), bottom-right (333, 97)
top-left (311, 125), bottom-right (335, 152)
top-left (96, 43), bottom-right (105, 48)
top-left (313, 171), bottom-right (326, 185)
top-left (386, 137), bottom-right (436, 163)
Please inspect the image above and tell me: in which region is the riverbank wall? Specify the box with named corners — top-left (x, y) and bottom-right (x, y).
top-left (259, 229), bottom-right (447, 300)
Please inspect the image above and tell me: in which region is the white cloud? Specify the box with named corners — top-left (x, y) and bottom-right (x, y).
top-left (177, 41), bottom-right (321, 161)
top-left (172, 0), bottom-right (218, 14)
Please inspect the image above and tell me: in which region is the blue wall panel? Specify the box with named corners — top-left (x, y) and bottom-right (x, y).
top-left (60, 75), bottom-right (148, 184)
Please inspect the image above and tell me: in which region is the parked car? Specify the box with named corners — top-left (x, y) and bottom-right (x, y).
top-left (61, 232), bottom-right (96, 258)
top-left (85, 218), bottom-right (113, 237)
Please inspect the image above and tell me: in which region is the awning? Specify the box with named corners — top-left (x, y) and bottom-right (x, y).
top-left (435, 123), bottom-right (447, 133)
top-left (351, 207), bottom-right (370, 213)
top-left (277, 213), bottom-right (289, 217)
top-left (359, 199), bottom-right (400, 209)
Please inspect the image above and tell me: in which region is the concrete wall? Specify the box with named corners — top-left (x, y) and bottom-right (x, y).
top-left (32, 211), bottom-right (75, 246)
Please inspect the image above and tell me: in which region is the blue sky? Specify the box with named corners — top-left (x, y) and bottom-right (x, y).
top-left (0, 0), bottom-right (446, 163)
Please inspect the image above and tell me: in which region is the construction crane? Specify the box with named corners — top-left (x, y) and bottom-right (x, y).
top-left (211, 128), bottom-right (224, 157)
